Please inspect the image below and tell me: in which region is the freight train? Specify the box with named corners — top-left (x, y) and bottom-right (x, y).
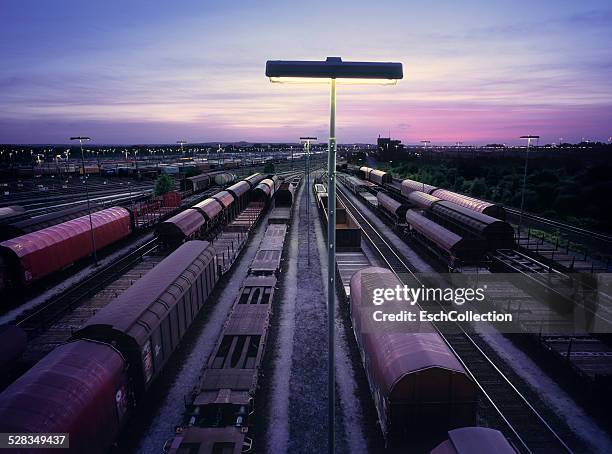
top-left (164, 182), bottom-right (297, 453)
top-left (156, 173), bottom-right (267, 245)
top-left (0, 176), bottom-right (277, 453)
top-left (0, 191), bottom-right (181, 294)
top-left (0, 173), bottom-right (267, 294)
top-left (344, 167), bottom-right (514, 269)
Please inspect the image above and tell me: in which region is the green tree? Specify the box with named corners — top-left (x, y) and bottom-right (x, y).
top-left (263, 162), bottom-right (275, 174)
top-left (154, 174), bottom-right (174, 196)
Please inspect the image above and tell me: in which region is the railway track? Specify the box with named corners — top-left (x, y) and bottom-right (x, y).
top-left (336, 182), bottom-right (574, 454)
top-left (15, 237), bottom-right (162, 339)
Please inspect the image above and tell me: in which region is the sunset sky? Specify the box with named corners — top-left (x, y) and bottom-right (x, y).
top-left (1, 0), bottom-right (611, 145)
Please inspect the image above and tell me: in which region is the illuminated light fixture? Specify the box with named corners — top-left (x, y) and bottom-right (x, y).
top-left (266, 56), bottom-right (402, 454)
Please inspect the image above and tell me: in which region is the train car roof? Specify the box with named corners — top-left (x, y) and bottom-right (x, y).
top-left (211, 190), bottom-right (235, 208)
top-left (401, 179), bottom-right (437, 195)
top-left (350, 267), bottom-right (471, 395)
top-left (435, 200), bottom-right (502, 226)
top-left (406, 210), bottom-right (464, 252)
top-left (192, 198), bottom-right (223, 221)
top-left (156, 208), bottom-right (205, 239)
top-left (0, 340), bottom-right (125, 453)
top-left (243, 173), bottom-right (266, 188)
top-left (431, 427), bottom-right (516, 454)
top-left (226, 180), bottom-right (251, 198)
top-left (431, 189), bottom-right (498, 214)
top-left (407, 191), bottom-right (442, 209)
top-left (81, 241), bottom-right (216, 347)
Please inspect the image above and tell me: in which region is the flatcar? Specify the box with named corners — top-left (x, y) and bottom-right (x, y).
top-left (165, 217), bottom-right (291, 453)
top-left (431, 427), bottom-right (517, 454)
top-left (350, 267), bottom-right (477, 443)
top-left (0, 206), bottom-right (132, 291)
top-left (0, 241), bottom-right (219, 454)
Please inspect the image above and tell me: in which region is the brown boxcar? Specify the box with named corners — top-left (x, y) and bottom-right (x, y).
top-left (74, 240), bottom-right (218, 397)
top-left (211, 190), bottom-right (235, 209)
top-left (431, 188), bottom-right (506, 220)
top-left (377, 192), bottom-right (408, 221)
top-left (431, 427), bottom-right (517, 454)
top-left (156, 208), bottom-right (206, 243)
top-left (350, 267), bottom-right (477, 442)
top-left (193, 198), bottom-right (224, 222)
top-left (405, 210), bottom-right (484, 267)
top-left (0, 206), bottom-right (132, 287)
top-left (407, 191), bottom-right (442, 210)
top-left (0, 339), bottom-right (131, 454)
top-left (368, 168), bottom-right (392, 185)
top-left (243, 173), bottom-right (266, 189)
top-left (430, 201), bottom-right (514, 250)
top-left (401, 178), bottom-right (438, 196)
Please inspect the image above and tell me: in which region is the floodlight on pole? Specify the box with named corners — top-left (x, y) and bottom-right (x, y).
top-left (267, 56), bottom-right (403, 454)
top-left (518, 135), bottom-right (539, 235)
top-left (69, 136), bottom-right (97, 265)
top-left (177, 140), bottom-right (187, 155)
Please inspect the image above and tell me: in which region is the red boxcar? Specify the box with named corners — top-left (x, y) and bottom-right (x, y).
top-left (0, 206), bottom-right (132, 286)
top-left (0, 340), bottom-right (131, 454)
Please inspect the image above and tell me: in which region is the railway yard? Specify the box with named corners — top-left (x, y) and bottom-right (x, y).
top-left (0, 157), bottom-right (611, 454)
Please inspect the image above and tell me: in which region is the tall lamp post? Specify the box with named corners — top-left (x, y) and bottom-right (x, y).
top-left (70, 136), bottom-right (97, 265)
top-left (301, 136), bottom-right (317, 265)
top-left (518, 135), bottom-right (539, 235)
top-left (266, 56), bottom-right (402, 453)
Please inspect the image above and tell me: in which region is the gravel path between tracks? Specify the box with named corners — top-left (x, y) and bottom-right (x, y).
top-left (0, 232), bottom-right (155, 325)
top-left (126, 215), bottom-right (271, 454)
top-left (480, 332), bottom-right (612, 453)
top-left (264, 178), bottom-right (370, 453)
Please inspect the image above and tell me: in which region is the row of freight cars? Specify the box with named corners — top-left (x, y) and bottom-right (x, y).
top-left (345, 167), bottom-right (515, 269)
top-left (165, 203), bottom-right (295, 453)
top-left (0, 174), bottom-right (284, 453)
top-left (0, 192), bottom-right (181, 294)
top-left (315, 187), bottom-right (517, 452)
top-left (0, 169), bottom-right (256, 295)
top-left (157, 174), bottom-right (280, 245)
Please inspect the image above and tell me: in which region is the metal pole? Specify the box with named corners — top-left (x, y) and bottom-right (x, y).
top-left (80, 140), bottom-right (98, 265)
top-left (518, 140), bottom-right (530, 234)
top-left (327, 77), bottom-right (336, 454)
top-left (306, 140), bottom-right (311, 265)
